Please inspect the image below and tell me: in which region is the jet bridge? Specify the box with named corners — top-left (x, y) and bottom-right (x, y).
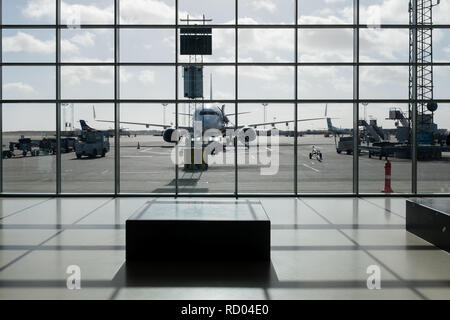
top-left (358, 119), bottom-right (385, 143)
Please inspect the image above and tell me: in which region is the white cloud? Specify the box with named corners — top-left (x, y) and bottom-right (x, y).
top-left (360, 66), bottom-right (407, 86)
top-left (61, 31), bottom-right (106, 60)
top-left (3, 32), bottom-right (55, 54)
top-left (3, 82), bottom-right (37, 94)
top-left (61, 2), bottom-right (113, 24)
top-left (250, 0), bottom-right (277, 13)
top-left (62, 66), bottom-right (113, 86)
top-left (120, 0), bottom-right (175, 24)
top-left (22, 0), bottom-right (55, 21)
top-left (70, 32), bottom-right (96, 47)
top-left (22, 0), bottom-right (113, 24)
top-left (239, 29), bottom-right (294, 61)
top-left (360, 0), bottom-right (408, 24)
top-left (138, 70), bottom-right (156, 84)
top-left (61, 39), bottom-right (80, 55)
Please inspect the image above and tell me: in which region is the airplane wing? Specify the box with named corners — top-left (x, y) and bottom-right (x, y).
top-left (237, 117), bottom-right (325, 129)
top-left (93, 106), bottom-right (191, 130)
top-left (94, 119), bottom-right (192, 131)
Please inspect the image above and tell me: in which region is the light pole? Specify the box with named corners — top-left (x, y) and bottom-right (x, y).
top-left (262, 103), bottom-right (268, 130)
top-left (162, 103), bottom-right (168, 127)
top-left (362, 102), bottom-right (368, 122)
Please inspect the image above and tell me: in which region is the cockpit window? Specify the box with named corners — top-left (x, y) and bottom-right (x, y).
top-left (199, 110), bottom-right (218, 116)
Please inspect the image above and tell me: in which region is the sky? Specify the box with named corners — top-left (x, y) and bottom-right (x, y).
top-left (1, 0), bottom-right (450, 132)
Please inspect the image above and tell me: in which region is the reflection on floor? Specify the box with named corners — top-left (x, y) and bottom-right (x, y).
top-left (0, 197), bottom-right (449, 300)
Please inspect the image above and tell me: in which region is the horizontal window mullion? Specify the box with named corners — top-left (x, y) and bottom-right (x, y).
top-left (3, 62), bottom-right (450, 66)
top-left (2, 24), bottom-right (450, 29)
top-left (3, 99), bottom-right (450, 104)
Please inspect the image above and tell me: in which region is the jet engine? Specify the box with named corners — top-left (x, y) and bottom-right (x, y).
top-left (163, 128), bottom-right (177, 143)
top-left (237, 127), bottom-right (257, 144)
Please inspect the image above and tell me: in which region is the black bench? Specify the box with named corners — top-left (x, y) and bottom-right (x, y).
top-left (126, 200), bottom-right (271, 262)
top-left (406, 198), bottom-right (449, 252)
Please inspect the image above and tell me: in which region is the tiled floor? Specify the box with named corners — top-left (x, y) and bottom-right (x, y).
top-left (0, 197), bottom-right (449, 300)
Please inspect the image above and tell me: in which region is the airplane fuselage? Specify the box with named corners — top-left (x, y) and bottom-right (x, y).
top-left (193, 105), bottom-right (227, 132)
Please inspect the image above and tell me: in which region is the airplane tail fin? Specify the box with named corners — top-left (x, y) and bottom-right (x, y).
top-left (326, 118), bottom-right (333, 131)
top-left (80, 120), bottom-right (94, 132)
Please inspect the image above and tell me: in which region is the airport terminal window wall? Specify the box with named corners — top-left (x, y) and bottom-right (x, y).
top-left (0, 0), bottom-right (449, 196)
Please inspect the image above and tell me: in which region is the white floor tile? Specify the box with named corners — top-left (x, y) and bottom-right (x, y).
top-left (271, 250), bottom-right (398, 281)
top-left (0, 250), bottom-right (124, 281)
top-left (267, 288), bottom-right (422, 300)
top-left (368, 250), bottom-right (450, 281)
top-left (271, 230), bottom-right (354, 247)
top-left (115, 287), bottom-right (266, 300)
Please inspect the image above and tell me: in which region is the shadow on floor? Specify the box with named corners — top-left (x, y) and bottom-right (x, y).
top-left (112, 261), bottom-right (278, 288)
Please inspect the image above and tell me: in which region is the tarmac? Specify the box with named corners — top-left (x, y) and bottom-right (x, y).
top-left (1, 133), bottom-right (449, 194)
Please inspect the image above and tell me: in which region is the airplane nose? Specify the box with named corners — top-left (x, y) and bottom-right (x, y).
top-left (203, 116), bottom-right (219, 130)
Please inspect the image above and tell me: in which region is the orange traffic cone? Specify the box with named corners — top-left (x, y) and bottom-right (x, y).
top-left (137, 142), bottom-right (140, 149)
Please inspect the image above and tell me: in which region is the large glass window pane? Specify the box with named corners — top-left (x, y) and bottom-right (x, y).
top-left (120, 66), bottom-right (175, 99)
top-left (120, 103), bottom-right (175, 194)
top-left (179, 0), bottom-right (234, 25)
top-left (178, 66), bottom-right (235, 101)
top-left (298, 66), bottom-right (353, 100)
top-left (61, 29), bottom-right (114, 62)
top-left (177, 102), bottom-right (236, 194)
top-left (239, 29), bottom-right (295, 62)
top-left (239, 0), bottom-right (295, 24)
top-left (120, 29), bottom-right (175, 63)
top-left (61, 0), bottom-right (114, 25)
top-left (61, 103), bottom-right (114, 193)
top-left (358, 103), bottom-right (411, 194)
top-left (418, 103), bottom-right (450, 194)
top-left (298, 103), bottom-right (353, 193)
top-left (299, 29), bottom-right (353, 63)
top-left (239, 66), bottom-right (295, 100)
top-left (434, 29), bottom-right (450, 62)
top-left (178, 28), bottom-right (235, 63)
top-left (2, 29), bottom-right (55, 62)
top-left (3, 66), bottom-right (55, 100)
top-left (433, 66), bottom-right (450, 99)
top-left (61, 66), bottom-right (114, 99)
top-left (2, 103), bottom-right (56, 193)
top-left (299, 0), bottom-right (353, 24)
top-left (2, 0), bottom-right (56, 25)
top-left (120, 0), bottom-right (175, 24)
top-left (360, 0), bottom-right (408, 25)
top-left (360, 28), bottom-right (409, 62)
top-left (360, 66), bottom-right (409, 100)
top-left (238, 103), bottom-right (295, 194)
top-left (434, 3), bottom-right (450, 24)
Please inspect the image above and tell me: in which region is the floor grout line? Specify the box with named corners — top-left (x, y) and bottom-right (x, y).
top-left (0, 197), bottom-right (54, 221)
top-left (72, 198), bottom-right (115, 225)
top-left (361, 197), bottom-right (406, 220)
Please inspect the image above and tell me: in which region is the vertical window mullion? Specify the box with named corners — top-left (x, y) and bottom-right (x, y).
top-left (234, 0), bottom-right (238, 198)
top-left (0, 0), bottom-right (3, 193)
top-left (114, 0), bottom-right (120, 195)
top-left (56, 0), bottom-right (61, 194)
top-left (411, 0), bottom-right (418, 194)
top-left (353, 0), bottom-right (359, 195)
top-left (175, 0), bottom-right (179, 197)
top-left (294, 0), bottom-right (298, 196)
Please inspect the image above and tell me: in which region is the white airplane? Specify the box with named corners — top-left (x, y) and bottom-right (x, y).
top-left (92, 104), bottom-right (325, 144)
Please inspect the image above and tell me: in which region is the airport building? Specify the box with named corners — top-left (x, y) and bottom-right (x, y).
top-left (0, 0), bottom-right (449, 302)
